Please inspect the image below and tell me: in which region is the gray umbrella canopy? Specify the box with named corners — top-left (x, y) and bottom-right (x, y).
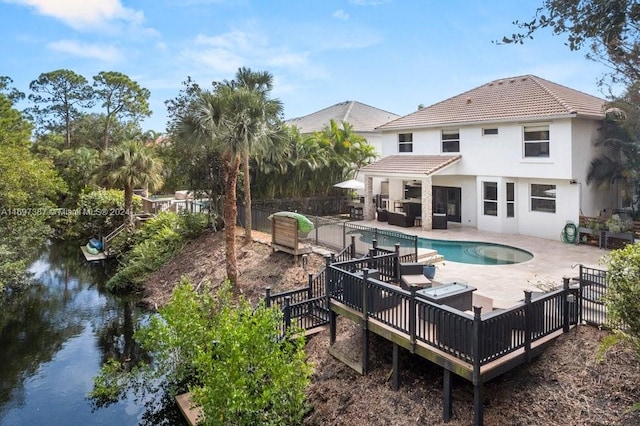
top-left (333, 179), bottom-right (365, 190)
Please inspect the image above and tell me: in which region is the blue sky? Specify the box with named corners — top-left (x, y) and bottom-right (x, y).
top-left (1, 0), bottom-right (614, 133)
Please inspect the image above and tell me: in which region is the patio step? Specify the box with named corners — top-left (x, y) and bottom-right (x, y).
top-left (417, 249), bottom-right (444, 264)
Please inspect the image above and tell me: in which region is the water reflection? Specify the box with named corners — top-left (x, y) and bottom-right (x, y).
top-left (0, 241), bottom-right (182, 425)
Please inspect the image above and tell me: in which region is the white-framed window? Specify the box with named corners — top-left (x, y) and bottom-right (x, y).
top-left (483, 181), bottom-right (498, 216)
top-left (483, 128), bottom-right (498, 136)
top-left (398, 133), bottom-right (413, 153)
top-left (441, 129), bottom-right (460, 152)
top-left (506, 182), bottom-right (515, 218)
top-left (530, 183), bottom-right (556, 213)
top-left (524, 125), bottom-right (549, 157)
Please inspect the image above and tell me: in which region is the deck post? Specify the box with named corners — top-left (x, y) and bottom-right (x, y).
top-left (394, 243), bottom-right (401, 282)
top-left (265, 287), bottom-right (271, 308)
top-left (362, 268), bottom-right (370, 375)
top-left (284, 296), bottom-right (291, 329)
top-left (392, 342), bottom-right (399, 391)
top-left (443, 368), bottom-right (452, 422)
top-left (350, 235), bottom-right (356, 259)
top-left (472, 306), bottom-right (483, 426)
top-left (368, 247), bottom-right (376, 269)
top-left (578, 264), bottom-right (584, 324)
top-left (563, 277), bottom-right (571, 332)
top-left (524, 291), bottom-right (532, 362)
top-left (325, 256), bottom-right (336, 345)
top-left (409, 286), bottom-right (417, 351)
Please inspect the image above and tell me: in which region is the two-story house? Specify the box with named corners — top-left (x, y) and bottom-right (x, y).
top-left (360, 75), bottom-right (615, 240)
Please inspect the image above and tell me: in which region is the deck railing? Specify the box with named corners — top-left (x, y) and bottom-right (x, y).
top-left (327, 264), bottom-right (579, 366)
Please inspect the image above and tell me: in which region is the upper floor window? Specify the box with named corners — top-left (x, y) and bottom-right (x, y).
top-left (524, 125), bottom-right (549, 158)
top-left (398, 133), bottom-right (413, 153)
top-left (442, 129), bottom-right (460, 152)
top-left (483, 128), bottom-right (498, 136)
top-left (531, 183), bottom-right (556, 213)
top-left (483, 181), bottom-right (498, 216)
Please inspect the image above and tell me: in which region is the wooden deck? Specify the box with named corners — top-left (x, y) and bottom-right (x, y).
top-left (175, 392), bottom-right (203, 426)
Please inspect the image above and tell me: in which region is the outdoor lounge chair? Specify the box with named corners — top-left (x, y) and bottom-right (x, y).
top-left (398, 262), bottom-right (431, 290)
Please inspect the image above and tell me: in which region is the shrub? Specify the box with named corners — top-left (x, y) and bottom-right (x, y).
top-left (106, 211), bottom-right (209, 292)
top-left (604, 243), bottom-right (640, 353)
top-left (91, 279), bottom-right (312, 425)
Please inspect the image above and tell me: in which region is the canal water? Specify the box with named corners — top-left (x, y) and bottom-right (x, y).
top-left (0, 242), bottom-right (182, 426)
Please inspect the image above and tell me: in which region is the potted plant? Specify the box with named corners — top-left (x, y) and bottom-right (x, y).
top-left (423, 263), bottom-right (437, 280)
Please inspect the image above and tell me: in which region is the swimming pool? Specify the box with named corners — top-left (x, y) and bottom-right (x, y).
top-left (418, 238), bottom-right (533, 265)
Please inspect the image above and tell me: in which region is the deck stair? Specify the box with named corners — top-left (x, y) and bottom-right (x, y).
top-left (417, 248), bottom-right (444, 264)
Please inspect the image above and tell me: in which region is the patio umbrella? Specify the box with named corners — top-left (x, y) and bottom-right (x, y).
top-left (333, 179), bottom-right (365, 190)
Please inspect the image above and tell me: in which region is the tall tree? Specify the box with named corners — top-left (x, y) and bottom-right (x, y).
top-left (93, 71), bottom-right (151, 150)
top-left (0, 93), bottom-right (65, 289)
top-left (0, 76), bottom-right (25, 104)
top-left (226, 67), bottom-right (283, 241)
top-left (102, 141), bottom-right (163, 229)
top-left (502, 0), bottom-right (640, 85)
top-left (176, 85), bottom-right (264, 285)
top-left (28, 69), bottom-right (94, 147)
top-left (587, 82), bottom-right (640, 214)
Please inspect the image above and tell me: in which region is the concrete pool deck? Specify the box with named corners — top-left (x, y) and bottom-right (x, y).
top-left (352, 219), bottom-right (610, 309)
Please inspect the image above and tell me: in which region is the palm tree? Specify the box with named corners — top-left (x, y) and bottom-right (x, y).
top-left (587, 83), bottom-right (640, 215)
top-left (176, 87), bottom-right (263, 285)
top-left (228, 68), bottom-right (283, 241)
top-left (103, 140), bottom-right (164, 229)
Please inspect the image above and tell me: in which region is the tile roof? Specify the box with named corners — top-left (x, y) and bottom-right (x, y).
top-left (378, 75), bottom-right (606, 131)
top-left (361, 155), bottom-right (462, 176)
top-left (286, 100), bottom-right (400, 134)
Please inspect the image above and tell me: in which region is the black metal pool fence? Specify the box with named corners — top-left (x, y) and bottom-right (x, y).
top-left (237, 203), bottom-right (418, 258)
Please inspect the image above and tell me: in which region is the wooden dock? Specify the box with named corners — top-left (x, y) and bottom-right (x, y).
top-left (80, 245), bottom-right (108, 262)
top-left (175, 392), bottom-right (204, 426)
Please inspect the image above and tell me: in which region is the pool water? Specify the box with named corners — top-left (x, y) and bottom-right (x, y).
top-left (418, 238), bottom-right (533, 265)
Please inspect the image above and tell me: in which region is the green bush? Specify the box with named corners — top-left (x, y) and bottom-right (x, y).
top-left (604, 243), bottom-right (640, 353)
top-left (91, 279), bottom-right (312, 425)
top-left (106, 211), bottom-right (209, 292)
top-left (73, 189), bottom-right (142, 239)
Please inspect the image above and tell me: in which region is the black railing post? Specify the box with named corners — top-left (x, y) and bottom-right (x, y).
top-left (368, 247), bottom-right (376, 270)
top-left (524, 291), bottom-right (532, 362)
top-left (409, 286), bottom-right (417, 352)
top-left (284, 296), bottom-right (291, 329)
top-left (414, 235), bottom-right (418, 261)
top-left (314, 216), bottom-right (319, 245)
top-left (578, 264), bottom-right (584, 324)
top-left (350, 235), bottom-right (356, 259)
top-left (265, 287), bottom-right (271, 308)
top-left (362, 268), bottom-right (370, 374)
top-left (395, 243), bottom-right (401, 282)
top-left (325, 256), bottom-right (336, 345)
top-left (563, 277), bottom-right (571, 332)
top-left (472, 305), bottom-right (483, 426)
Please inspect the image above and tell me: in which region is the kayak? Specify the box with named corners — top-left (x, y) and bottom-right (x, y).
top-left (88, 237), bottom-right (103, 250)
top-left (267, 211), bottom-right (315, 234)
top-left (85, 243), bottom-right (99, 255)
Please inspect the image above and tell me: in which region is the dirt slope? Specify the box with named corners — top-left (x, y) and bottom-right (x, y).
top-left (142, 230), bottom-right (640, 425)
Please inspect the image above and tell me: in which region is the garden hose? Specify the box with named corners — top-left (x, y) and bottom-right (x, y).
top-left (562, 221), bottom-right (578, 244)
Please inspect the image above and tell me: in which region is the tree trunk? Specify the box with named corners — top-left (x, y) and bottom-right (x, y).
top-left (124, 185), bottom-right (134, 232)
top-left (243, 150), bottom-right (252, 243)
top-left (223, 156), bottom-right (241, 285)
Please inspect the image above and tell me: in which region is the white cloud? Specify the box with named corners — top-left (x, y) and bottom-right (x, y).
top-left (4, 0), bottom-right (146, 31)
top-left (332, 9), bottom-right (349, 20)
top-left (182, 28), bottom-right (330, 81)
top-left (47, 39), bottom-right (123, 62)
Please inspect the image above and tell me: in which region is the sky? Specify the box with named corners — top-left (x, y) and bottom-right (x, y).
top-left (0, 0), bottom-right (616, 133)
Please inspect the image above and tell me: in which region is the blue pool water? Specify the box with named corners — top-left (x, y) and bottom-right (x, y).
top-left (418, 238), bottom-right (533, 265)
